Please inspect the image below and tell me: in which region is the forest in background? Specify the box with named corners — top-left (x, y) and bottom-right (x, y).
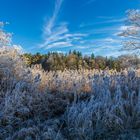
top-left (23, 51), bottom-right (140, 71)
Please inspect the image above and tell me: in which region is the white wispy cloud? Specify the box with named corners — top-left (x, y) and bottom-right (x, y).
top-left (38, 0), bottom-right (125, 56)
top-left (44, 0), bottom-right (64, 35)
top-left (40, 22), bottom-right (87, 50)
top-left (80, 18), bottom-right (125, 28)
top-left (79, 35), bottom-right (124, 56)
top-left (91, 44), bottom-right (121, 57)
top-left (82, 0), bottom-right (97, 7)
top-left (39, 0), bottom-right (88, 50)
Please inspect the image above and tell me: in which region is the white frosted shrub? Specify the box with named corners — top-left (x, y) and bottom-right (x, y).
top-left (64, 71), bottom-right (140, 140)
top-left (0, 23), bottom-right (73, 139)
top-left (0, 48), bottom-right (140, 139)
top-left (0, 47), bottom-right (66, 139)
top-left (0, 27), bottom-right (140, 139)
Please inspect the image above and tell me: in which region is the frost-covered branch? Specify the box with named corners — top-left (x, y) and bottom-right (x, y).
top-left (119, 9), bottom-right (140, 53)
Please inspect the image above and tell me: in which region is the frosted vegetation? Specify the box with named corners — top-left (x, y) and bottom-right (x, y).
top-left (0, 11), bottom-right (140, 139)
top-left (119, 9), bottom-right (140, 53)
top-left (0, 48), bottom-right (140, 140)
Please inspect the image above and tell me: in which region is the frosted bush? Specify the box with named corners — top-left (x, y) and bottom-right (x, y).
top-left (0, 47), bottom-right (140, 139)
top-left (0, 23), bottom-right (140, 139)
top-left (0, 48), bottom-right (67, 139)
top-left (64, 71), bottom-right (140, 140)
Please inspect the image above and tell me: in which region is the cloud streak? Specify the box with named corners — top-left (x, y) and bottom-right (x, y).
top-left (82, 0), bottom-right (97, 7)
top-left (39, 0), bottom-right (88, 50)
top-left (44, 0), bottom-right (64, 35)
top-left (40, 22), bottom-right (87, 50)
top-left (39, 0), bottom-right (126, 56)
top-left (80, 18), bottom-right (125, 28)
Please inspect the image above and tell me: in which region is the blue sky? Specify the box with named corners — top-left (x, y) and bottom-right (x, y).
top-left (0, 0), bottom-right (140, 56)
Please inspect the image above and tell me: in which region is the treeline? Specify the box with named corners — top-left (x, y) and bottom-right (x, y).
top-left (22, 50), bottom-right (140, 71)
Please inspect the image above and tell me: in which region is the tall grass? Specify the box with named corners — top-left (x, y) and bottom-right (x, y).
top-left (0, 47), bottom-right (140, 139)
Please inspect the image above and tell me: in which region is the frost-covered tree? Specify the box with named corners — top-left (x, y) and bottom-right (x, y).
top-left (0, 21), bottom-right (23, 53)
top-left (0, 22), bottom-right (11, 49)
top-left (119, 10), bottom-right (140, 53)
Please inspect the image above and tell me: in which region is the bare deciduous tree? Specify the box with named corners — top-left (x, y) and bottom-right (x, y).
top-left (119, 10), bottom-right (140, 54)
